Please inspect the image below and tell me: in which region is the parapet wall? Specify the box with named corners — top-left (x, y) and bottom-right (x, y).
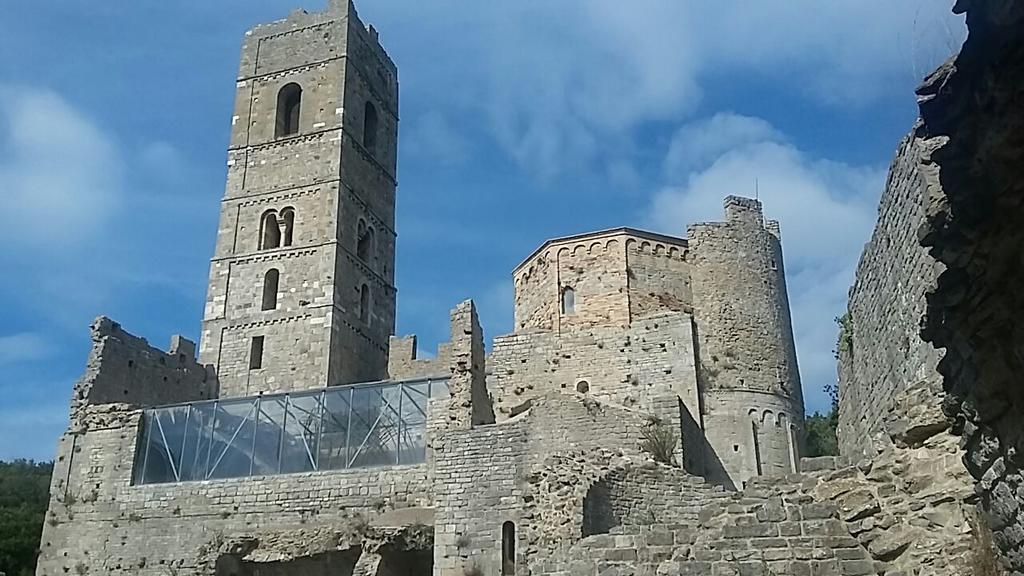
top-left (837, 131), bottom-right (945, 458)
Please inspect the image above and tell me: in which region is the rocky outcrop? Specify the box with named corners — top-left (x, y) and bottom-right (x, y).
top-left (916, 0), bottom-right (1024, 572)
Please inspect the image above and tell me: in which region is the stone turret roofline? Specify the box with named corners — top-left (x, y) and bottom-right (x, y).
top-left (513, 227), bottom-right (687, 274)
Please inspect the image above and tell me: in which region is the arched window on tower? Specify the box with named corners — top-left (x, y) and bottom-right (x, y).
top-left (363, 101), bottom-right (378, 153)
top-left (280, 207), bottom-right (295, 247)
top-left (561, 286), bottom-right (575, 315)
top-left (502, 521), bottom-right (516, 576)
top-left (260, 210), bottom-right (281, 250)
top-left (262, 269), bottom-right (280, 311)
top-left (359, 284), bottom-right (371, 325)
top-left (275, 83), bottom-right (302, 138)
top-left (357, 221), bottom-right (374, 263)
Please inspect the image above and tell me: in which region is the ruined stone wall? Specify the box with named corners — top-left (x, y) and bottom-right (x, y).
top-left (687, 196), bottom-right (804, 489)
top-left (70, 317), bottom-right (216, 423)
top-left (387, 336), bottom-right (449, 381)
top-left (540, 435), bottom-right (980, 576)
top-left (916, 1), bottom-right (1024, 571)
top-left (37, 403), bottom-right (431, 576)
top-left (487, 312), bottom-right (699, 422)
top-left (39, 314), bottom-right (431, 576)
top-left (837, 131), bottom-right (945, 458)
top-left (431, 394), bottom-right (652, 576)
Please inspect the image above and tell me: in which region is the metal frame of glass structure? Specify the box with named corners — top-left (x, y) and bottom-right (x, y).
top-left (132, 378), bottom-right (448, 485)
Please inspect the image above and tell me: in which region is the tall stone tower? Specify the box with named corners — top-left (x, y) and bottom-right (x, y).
top-left (688, 196), bottom-right (805, 488)
top-left (199, 1), bottom-right (399, 398)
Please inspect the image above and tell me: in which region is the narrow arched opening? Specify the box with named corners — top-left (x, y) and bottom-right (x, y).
top-left (260, 210), bottom-right (281, 250)
top-left (280, 207), bottom-right (295, 247)
top-left (262, 269), bottom-right (280, 311)
top-left (276, 83), bottom-right (302, 138)
top-left (561, 286), bottom-right (575, 315)
top-left (501, 521), bottom-right (516, 576)
top-left (357, 221), bottom-right (374, 263)
top-left (359, 284), bottom-right (371, 325)
top-left (363, 101), bottom-right (378, 153)
top-left (751, 421), bottom-right (763, 476)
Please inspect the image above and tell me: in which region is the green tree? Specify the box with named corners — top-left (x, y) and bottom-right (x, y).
top-left (0, 460), bottom-right (53, 576)
top-left (805, 381), bottom-right (839, 457)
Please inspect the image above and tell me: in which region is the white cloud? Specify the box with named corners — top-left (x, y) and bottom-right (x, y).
top-left (664, 113), bottom-right (784, 179)
top-left (0, 86), bottom-right (124, 251)
top-left (0, 332), bottom-right (51, 366)
top-left (647, 115), bottom-right (885, 415)
top-left (368, 0), bottom-right (963, 176)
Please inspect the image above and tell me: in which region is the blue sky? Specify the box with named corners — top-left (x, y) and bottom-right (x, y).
top-left (0, 1), bottom-right (964, 460)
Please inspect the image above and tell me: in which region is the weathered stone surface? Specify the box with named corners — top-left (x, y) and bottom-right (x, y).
top-left (914, 0), bottom-right (1024, 572)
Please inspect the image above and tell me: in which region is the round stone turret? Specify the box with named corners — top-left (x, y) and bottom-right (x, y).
top-left (687, 196), bottom-right (805, 488)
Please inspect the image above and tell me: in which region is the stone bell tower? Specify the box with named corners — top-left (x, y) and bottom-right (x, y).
top-left (199, 1), bottom-right (399, 398)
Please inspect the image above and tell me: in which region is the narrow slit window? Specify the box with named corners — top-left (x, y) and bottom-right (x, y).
top-left (502, 521), bottom-right (516, 576)
top-left (752, 422), bottom-right (763, 476)
top-left (262, 269), bottom-right (280, 311)
top-left (561, 286), bottom-right (575, 315)
top-left (276, 83), bottom-right (302, 138)
top-left (363, 101), bottom-right (378, 153)
top-left (249, 336), bottom-right (265, 370)
top-left (359, 284), bottom-right (371, 325)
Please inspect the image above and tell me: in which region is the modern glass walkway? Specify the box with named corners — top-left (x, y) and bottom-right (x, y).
top-left (132, 378), bottom-right (449, 485)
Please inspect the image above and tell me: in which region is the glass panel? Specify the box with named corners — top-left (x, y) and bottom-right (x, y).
top-left (349, 385), bottom-right (400, 468)
top-left (319, 388), bottom-right (352, 471)
top-left (132, 378), bottom-right (448, 484)
top-left (280, 393), bottom-right (321, 474)
top-left (251, 397), bottom-right (286, 476)
top-left (399, 382), bottom-right (429, 464)
top-left (207, 398), bottom-right (258, 480)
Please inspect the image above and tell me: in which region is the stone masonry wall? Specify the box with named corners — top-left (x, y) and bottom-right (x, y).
top-left (70, 317), bottom-right (216, 424)
top-left (512, 230), bottom-right (691, 334)
top-left (39, 316), bottom-right (432, 576)
top-left (837, 130), bottom-right (945, 458)
top-left (201, 0), bottom-right (399, 397)
top-left (488, 312), bottom-right (699, 422)
top-left (540, 435), bottom-right (981, 576)
top-left (37, 403), bottom-right (431, 576)
top-left (431, 394), bottom-right (652, 576)
top-left (687, 197), bottom-right (804, 489)
top-left (917, 0), bottom-right (1024, 571)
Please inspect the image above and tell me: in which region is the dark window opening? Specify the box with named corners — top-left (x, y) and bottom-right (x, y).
top-left (262, 269), bottom-right (280, 311)
top-left (359, 284), bottom-right (371, 325)
top-left (281, 207), bottom-right (295, 247)
top-left (502, 521), bottom-right (516, 576)
top-left (249, 336), bottom-right (265, 370)
top-left (276, 83), bottom-right (302, 138)
top-left (752, 422), bottom-right (763, 476)
top-left (561, 286), bottom-right (576, 315)
top-left (363, 101), bottom-right (378, 153)
top-left (576, 381), bottom-right (589, 394)
top-left (260, 210), bottom-right (281, 250)
top-left (357, 219), bottom-right (374, 263)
